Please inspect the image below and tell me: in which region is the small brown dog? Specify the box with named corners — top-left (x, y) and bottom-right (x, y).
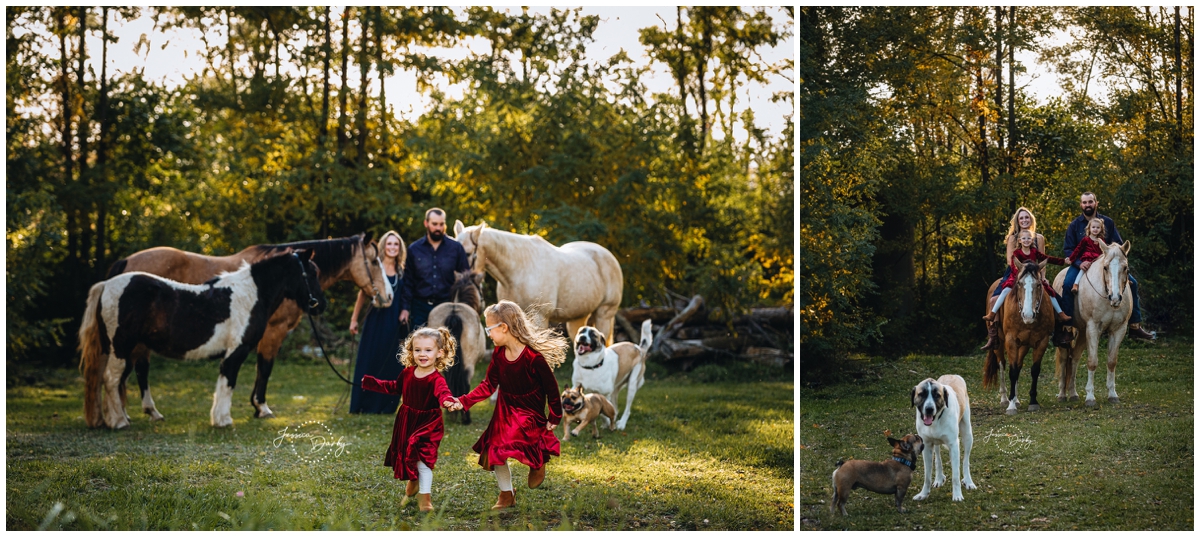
top-left (831, 434), bottom-right (924, 515)
top-left (559, 385), bottom-right (616, 442)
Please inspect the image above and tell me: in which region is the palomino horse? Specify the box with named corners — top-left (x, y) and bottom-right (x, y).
top-left (106, 233), bottom-right (395, 421)
top-left (1052, 241), bottom-right (1133, 407)
top-left (79, 250), bottom-right (327, 429)
top-left (453, 220), bottom-right (623, 342)
top-left (982, 261), bottom-right (1055, 415)
top-left (427, 271), bottom-right (488, 424)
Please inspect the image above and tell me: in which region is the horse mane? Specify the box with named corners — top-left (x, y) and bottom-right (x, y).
top-left (448, 271), bottom-right (483, 313)
top-left (251, 235), bottom-right (361, 279)
top-left (1016, 261), bottom-right (1041, 281)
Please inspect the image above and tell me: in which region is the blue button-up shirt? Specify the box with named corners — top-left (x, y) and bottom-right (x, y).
top-left (400, 235), bottom-right (471, 311)
top-left (1062, 212), bottom-right (1123, 266)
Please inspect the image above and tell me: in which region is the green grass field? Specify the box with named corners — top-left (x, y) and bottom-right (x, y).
top-left (6, 355), bottom-right (793, 530)
top-left (800, 338), bottom-right (1193, 530)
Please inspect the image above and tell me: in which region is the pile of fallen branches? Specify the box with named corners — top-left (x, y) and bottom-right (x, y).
top-left (614, 292), bottom-right (793, 371)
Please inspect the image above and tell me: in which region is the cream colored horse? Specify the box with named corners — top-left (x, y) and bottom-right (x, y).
top-left (1052, 241), bottom-right (1133, 407)
top-left (453, 220), bottom-right (623, 341)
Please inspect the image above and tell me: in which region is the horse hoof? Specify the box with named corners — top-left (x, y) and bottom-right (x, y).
top-left (1085, 399), bottom-right (1096, 408)
top-left (1108, 397), bottom-right (1119, 403)
top-left (256, 410), bottom-right (276, 419)
top-left (1069, 395), bottom-right (1080, 402)
top-left (1057, 396), bottom-right (1067, 402)
top-left (1028, 404), bottom-right (1040, 412)
top-left (1006, 408), bottom-right (1017, 416)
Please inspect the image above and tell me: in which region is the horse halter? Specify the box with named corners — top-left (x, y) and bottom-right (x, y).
top-left (360, 239), bottom-right (386, 306)
top-left (293, 253), bottom-right (322, 310)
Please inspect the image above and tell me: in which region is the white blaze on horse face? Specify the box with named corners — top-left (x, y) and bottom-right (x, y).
top-left (376, 256), bottom-right (393, 305)
top-left (1107, 253), bottom-right (1124, 307)
top-left (1021, 272), bottom-right (1036, 323)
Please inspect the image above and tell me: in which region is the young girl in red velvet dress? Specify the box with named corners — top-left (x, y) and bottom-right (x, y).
top-left (983, 229), bottom-right (1072, 323)
top-left (448, 300), bottom-right (567, 510)
top-left (1067, 218), bottom-right (1107, 293)
top-left (361, 327), bottom-right (459, 512)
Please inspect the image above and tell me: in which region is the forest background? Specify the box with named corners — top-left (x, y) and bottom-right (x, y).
top-left (800, 7), bottom-right (1193, 380)
top-left (6, 6), bottom-right (795, 368)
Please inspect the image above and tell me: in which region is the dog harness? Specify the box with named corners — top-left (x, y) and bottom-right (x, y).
top-left (892, 456), bottom-right (915, 469)
top-left (580, 356), bottom-right (605, 370)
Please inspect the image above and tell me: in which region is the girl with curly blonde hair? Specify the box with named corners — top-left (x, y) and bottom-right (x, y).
top-left (448, 300), bottom-right (567, 510)
top-left (360, 326), bottom-right (459, 512)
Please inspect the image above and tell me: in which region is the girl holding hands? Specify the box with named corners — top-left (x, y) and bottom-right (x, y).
top-left (447, 300), bottom-right (566, 510)
top-left (360, 327), bottom-right (460, 512)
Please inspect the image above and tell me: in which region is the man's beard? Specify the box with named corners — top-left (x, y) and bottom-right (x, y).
top-left (429, 230), bottom-right (445, 241)
top-left (1083, 206), bottom-right (1096, 217)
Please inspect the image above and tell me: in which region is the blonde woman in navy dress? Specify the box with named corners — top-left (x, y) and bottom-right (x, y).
top-left (349, 230), bottom-right (406, 414)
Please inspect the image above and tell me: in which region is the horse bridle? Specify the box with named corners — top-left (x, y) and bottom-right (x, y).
top-left (293, 253), bottom-right (322, 310)
top-left (1084, 251), bottom-right (1129, 303)
top-left (360, 239), bottom-right (388, 306)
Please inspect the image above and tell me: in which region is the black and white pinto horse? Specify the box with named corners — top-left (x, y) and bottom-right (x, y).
top-left (78, 249), bottom-right (327, 429)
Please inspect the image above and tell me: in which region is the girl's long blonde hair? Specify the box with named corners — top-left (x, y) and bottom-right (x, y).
top-left (397, 326), bottom-right (457, 371)
top-left (1006, 207), bottom-right (1038, 240)
top-left (485, 300), bottom-right (568, 368)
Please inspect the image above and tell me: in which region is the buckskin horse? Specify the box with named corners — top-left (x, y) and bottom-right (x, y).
top-left (982, 260), bottom-right (1055, 415)
top-left (105, 233), bottom-right (395, 420)
top-left (452, 220), bottom-right (623, 342)
top-left (79, 249), bottom-right (327, 429)
top-left (1052, 240), bottom-right (1133, 407)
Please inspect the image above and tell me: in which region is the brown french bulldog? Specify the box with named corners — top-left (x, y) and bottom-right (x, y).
top-left (559, 385), bottom-right (616, 442)
top-left (830, 434), bottom-right (924, 515)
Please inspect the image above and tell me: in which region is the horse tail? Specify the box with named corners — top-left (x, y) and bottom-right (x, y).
top-left (982, 348), bottom-right (1000, 390)
top-left (444, 310), bottom-right (468, 396)
top-left (78, 281), bottom-right (109, 428)
top-left (105, 257), bottom-right (128, 279)
top-left (1054, 344), bottom-right (1068, 381)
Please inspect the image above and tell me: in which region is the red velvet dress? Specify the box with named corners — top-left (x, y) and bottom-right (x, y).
top-left (459, 345), bottom-right (563, 470)
top-left (1068, 236), bottom-right (1104, 265)
top-left (1000, 247), bottom-right (1067, 296)
top-left (361, 367), bottom-right (455, 480)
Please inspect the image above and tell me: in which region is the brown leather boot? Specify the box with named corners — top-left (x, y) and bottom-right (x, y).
top-left (980, 322), bottom-right (999, 350)
top-left (1128, 324), bottom-right (1156, 341)
top-left (491, 490), bottom-right (515, 510)
top-left (417, 493), bottom-right (433, 512)
top-left (406, 479), bottom-right (418, 497)
top-left (528, 465), bottom-right (546, 489)
top-left (1056, 311), bottom-right (1072, 323)
top-left (982, 311), bottom-right (998, 323)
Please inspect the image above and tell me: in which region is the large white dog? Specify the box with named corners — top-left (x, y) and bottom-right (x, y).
top-left (911, 375), bottom-right (977, 502)
top-left (572, 319), bottom-right (652, 430)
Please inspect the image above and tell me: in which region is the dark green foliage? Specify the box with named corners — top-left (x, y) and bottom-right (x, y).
top-left (801, 7), bottom-right (1192, 378)
top-left (6, 7), bottom-right (793, 366)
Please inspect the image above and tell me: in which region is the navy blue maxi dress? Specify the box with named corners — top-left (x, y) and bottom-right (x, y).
top-left (350, 273), bottom-right (405, 414)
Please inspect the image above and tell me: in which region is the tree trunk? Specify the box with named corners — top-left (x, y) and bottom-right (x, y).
top-left (375, 7), bottom-right (388, 157)
top-left (227, 9), bottom-right (237, 104)
top-left (57, 10), bottom-right (76, 269)
top-left (337, 7), bottom-right (351, 160)
top-left (696, 10), bottom-right (711, 152)
top-left (1007, 6), bottom-right (1016, 178)
top-left (649, 295), bottom-right (704, 357)
top-left (1175, 6), bottom-right (1183, 155)
top-left (355, 6), bottom-right (371, 168)
top-left (320, 6), bottom-right (331, 147)
top-left (95, 7), bottom-right (110, 280)
top-left (994, 7), bottom-right (1004, 158)
top-left (76, 6), bottom-right (92, 277)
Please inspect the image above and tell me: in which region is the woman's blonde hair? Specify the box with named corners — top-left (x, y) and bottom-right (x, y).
top-left (378, 230), bottom-right (406, 276)
top-left (397, 326), bottom-right (457, 371)
top-left (485, 300), bottom-right (568, 369)
top-left (1007, 207), bottom-right (1038, 240)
